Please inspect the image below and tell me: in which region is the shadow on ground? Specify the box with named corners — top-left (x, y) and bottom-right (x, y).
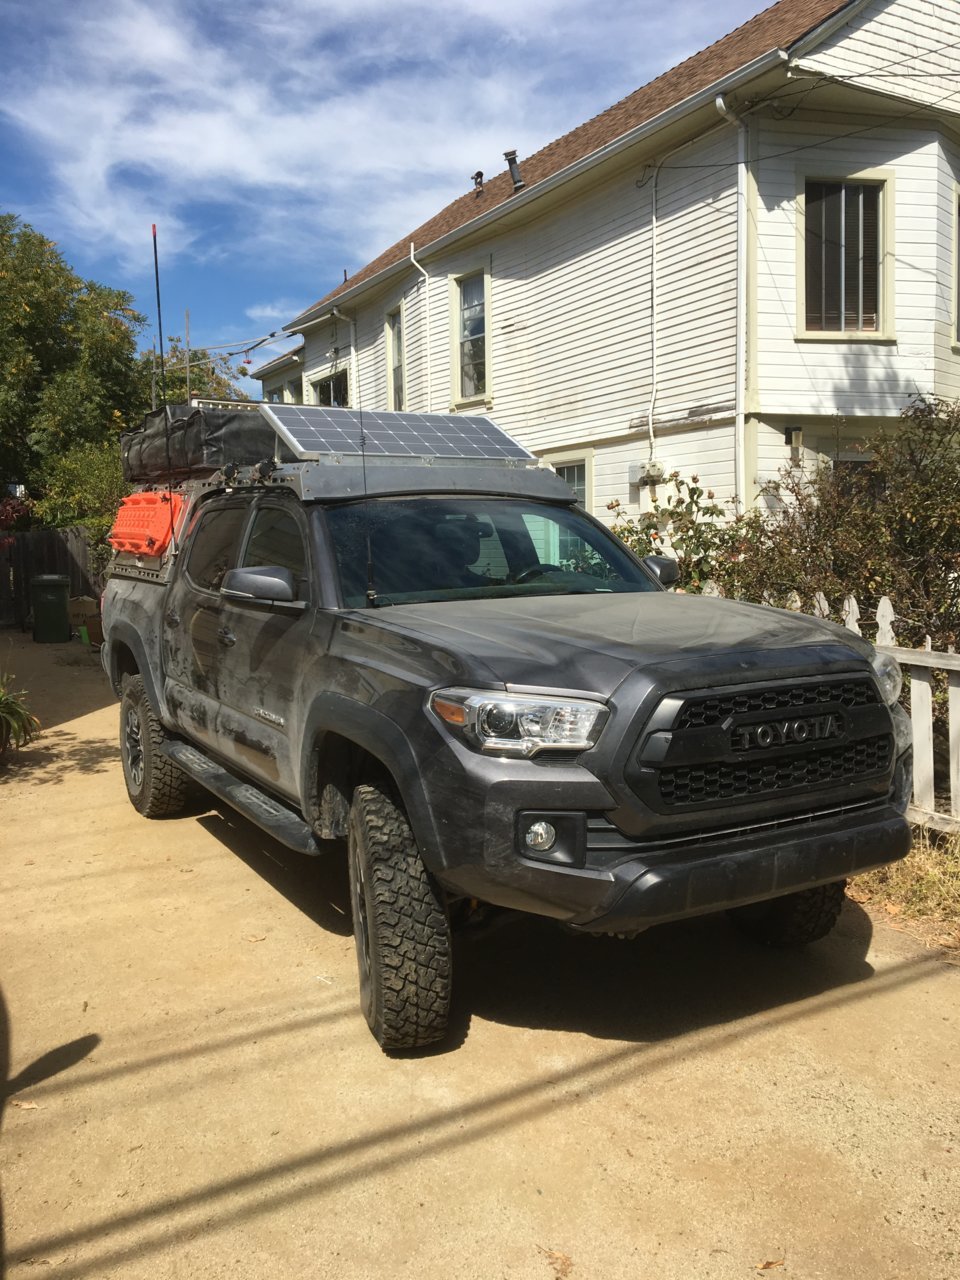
top-left (197, 807), bottom-right (353, 937)
top-left (0, 983), bottom-right (100, 1280)
top-left (191, 798), bottom-right (877, 1049)
top-left (0, 631), bottom-right (113, 731)
top-left (0, 728), bottom-right (116, 786)
top-left (454, 899), bottom-right (875, 1044)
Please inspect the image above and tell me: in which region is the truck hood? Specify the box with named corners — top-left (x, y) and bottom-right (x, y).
top-left (375, 592), bottom-right (874, 698)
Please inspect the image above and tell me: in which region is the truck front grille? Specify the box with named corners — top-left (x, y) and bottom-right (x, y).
top-left (628, 674), bottom-right (894, 815)
top-left (658, 734), bottom-right (892, 806)
top-left (677, 679), bottom-right (877, 729)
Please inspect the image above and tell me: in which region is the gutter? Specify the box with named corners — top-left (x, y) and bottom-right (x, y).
top-left (332, 307), bottom-right (359, 405)
top-left (409, 242), bottom-right (432, 410)
top-left (286, 46), bottom-right (790, 332)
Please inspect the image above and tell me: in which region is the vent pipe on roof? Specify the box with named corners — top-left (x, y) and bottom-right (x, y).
top-left (504, 150), bottom-right (525, 192)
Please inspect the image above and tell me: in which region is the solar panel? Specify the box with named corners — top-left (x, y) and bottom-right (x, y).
top-left (258, 403), bottom-right (533, 463)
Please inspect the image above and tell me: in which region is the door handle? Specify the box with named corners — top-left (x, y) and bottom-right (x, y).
top-left (217, 628), bottom-right (236, 647)
top-left (165, 609), bottom-right (180, 626)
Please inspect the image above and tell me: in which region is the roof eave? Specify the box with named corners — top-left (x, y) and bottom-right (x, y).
top-left (250, 348), bottom-right (304, 380)
top-left (285, 44), bottom-right (790, 332)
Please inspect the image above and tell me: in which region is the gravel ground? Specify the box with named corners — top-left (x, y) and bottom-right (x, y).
top-left (1, 629), bottom-right (958, 1279)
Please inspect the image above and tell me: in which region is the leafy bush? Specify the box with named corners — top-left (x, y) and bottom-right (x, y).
top-left (0, 671), bottom-right (41, 757)
top-left (610, 397), bottom-right (960, 650)
top-left (608, 474), bottom-right (734, 591)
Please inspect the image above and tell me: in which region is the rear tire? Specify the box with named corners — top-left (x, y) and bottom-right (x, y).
top-left (348, 783), bottom-right (452, 1049)
top-left (119, 675), bottom-right (188, 817)
top-left (728, 880), bottom-right (847, 948)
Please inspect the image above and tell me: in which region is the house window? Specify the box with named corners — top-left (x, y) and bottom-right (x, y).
top-left (805, 180), bottom-right (881, 332)
top-left (313, 370), bottom-right (348, 407)
top-left (388, 309), bottom-right (404, 410)
top-left (458, 273), bottom-right (486, 399)
top-left (554, 462), bottom-right (587, 505)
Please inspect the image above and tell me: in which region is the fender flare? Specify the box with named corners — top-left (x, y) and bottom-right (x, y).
top-left (104, 621), bottom-right (166, 721)
top-left (299, 693), bottom-right (443, 867)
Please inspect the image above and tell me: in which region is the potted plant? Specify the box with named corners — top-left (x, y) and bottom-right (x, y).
top-left (0, 672), bottom-right (41, 760)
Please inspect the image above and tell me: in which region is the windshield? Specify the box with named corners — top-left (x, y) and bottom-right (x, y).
top-left (322, 496), bottom-right (660, 607)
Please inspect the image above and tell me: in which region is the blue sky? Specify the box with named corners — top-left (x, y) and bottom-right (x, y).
top-left (1, 0), bottom-right (768, 388)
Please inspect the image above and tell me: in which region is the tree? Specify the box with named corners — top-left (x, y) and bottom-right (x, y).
top-left (0, 212), bottom-right (146, 488)
top-left (136, 336), bottom-right (250, 409)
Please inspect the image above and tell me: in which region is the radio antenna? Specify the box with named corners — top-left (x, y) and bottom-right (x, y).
top-left (354, 349), bottom-right (378, 608)
top-left (151, 224), bottom-right (177, 552)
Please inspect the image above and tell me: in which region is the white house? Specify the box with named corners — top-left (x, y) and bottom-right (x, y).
top-left (256, 0), bottom-right (960, 519)
top-left (254, 343), bottom-right (304, 404)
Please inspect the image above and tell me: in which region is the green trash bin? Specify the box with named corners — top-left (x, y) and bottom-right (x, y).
top-left (31, 574), bottom-right (71, 643)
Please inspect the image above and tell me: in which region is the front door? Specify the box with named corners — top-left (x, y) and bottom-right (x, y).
top-left (161, 497), bottom-right (251, 755)
top-left (214, 498), bottom-right (316, 797)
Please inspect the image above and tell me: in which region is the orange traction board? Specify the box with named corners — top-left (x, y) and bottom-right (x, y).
top-left (108, 491), bottom-right (185, 556)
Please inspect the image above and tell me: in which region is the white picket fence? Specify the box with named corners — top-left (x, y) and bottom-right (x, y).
top-left (701, 584), bottom-right (958, 833)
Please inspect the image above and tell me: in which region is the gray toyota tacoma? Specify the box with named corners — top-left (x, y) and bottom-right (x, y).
top-left (102, 403), bottom-right (912, 1050)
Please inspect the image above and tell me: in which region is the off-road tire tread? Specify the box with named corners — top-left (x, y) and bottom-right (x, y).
top-left (350, 784), bottom-right (452, 1049)
top-left (120, 675), bottom-right (188, 818)
top-left (729, 880), bottom-right (847, 948)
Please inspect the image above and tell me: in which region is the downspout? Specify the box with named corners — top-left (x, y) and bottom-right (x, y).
top-left (409, 242), bottom-right (432, 411)
top-left (714, 94), bottom-right (748, 510)
top-left (332, 306), bottom-right (359, 407)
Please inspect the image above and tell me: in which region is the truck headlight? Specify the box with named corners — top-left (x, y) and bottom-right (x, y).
top-left (429, 688), bottom-right (607, 757)
top-left (870, 650), bottom-right (903, 706)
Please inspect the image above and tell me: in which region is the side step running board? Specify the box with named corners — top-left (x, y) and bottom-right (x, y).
top-left (161, 741), bottom-right (323, 857)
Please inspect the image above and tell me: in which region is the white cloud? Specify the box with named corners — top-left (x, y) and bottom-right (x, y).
top-left (0, 0), bottom-right (767, 280)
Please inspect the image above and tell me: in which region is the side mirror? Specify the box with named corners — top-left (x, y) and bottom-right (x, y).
top-left (641, 554), bottom-right (680, 587)
top-left (221, 565), bottom-right (297, 603)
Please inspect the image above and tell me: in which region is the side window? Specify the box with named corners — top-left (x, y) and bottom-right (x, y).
top-left (185, 505), bottom-right (249, 591)
top-left (242, 506), bottom-right (307, 588)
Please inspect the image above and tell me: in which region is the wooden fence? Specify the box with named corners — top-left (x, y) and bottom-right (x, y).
top-left (0, 526), bottom-right (99, 630)
top-left (703, 582), bottom-right (958, 833)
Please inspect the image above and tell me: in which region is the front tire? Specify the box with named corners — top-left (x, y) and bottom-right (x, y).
top-left (728, 880), bottom-right (847, 948)
top-left (119, 675), bottom-right (188, 818)
top-left (348, 783), bottom-right (452, 1050)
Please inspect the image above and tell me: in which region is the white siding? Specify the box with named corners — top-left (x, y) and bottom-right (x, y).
top-left (936, 136), bottom-right (960, 399)
top-left (338, 129), bottom-right (739, 467)
top-left (796, 0), bottom-right (960, 114)
top-left (754, 116), bottom-right (942, 418)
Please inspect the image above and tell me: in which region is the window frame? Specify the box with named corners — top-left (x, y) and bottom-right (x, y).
top-left (386, 305), bottom-right (405, 411)
top-left (539, 448), bottom-right (595, 514)
top-left (954, 181), bottom-right (960, 349)
top-left (449, 267), bottom-right (492, 409)
top-left (795, 166), bottom-right (895, 342)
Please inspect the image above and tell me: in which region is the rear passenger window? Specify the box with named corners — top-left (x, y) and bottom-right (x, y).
top-left (185, 505), bottom-right (248, 591)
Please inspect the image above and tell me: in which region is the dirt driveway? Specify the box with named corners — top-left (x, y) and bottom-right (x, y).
top-left (1, 628), bottom-right (958, 1279)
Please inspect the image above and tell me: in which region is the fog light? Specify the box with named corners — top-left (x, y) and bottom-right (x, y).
top-left (524, 820), bottom-right (557, 852)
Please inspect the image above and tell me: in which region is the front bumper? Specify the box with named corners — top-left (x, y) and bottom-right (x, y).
top-left (426, 736), bottom-right (912, 933)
